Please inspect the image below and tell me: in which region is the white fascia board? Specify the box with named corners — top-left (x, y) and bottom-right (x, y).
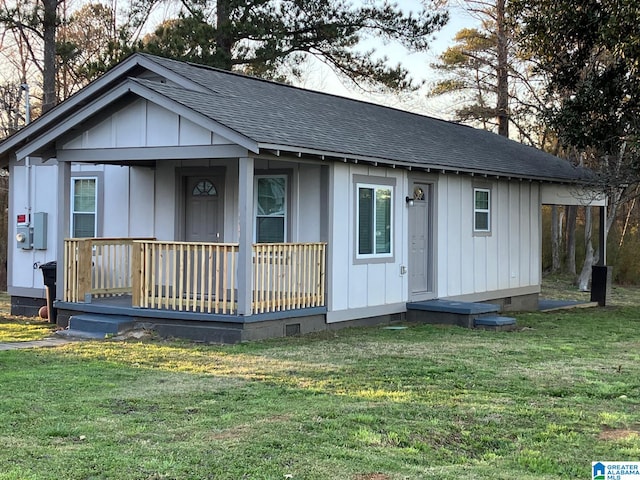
top-left (257, 142), bottom-right (407, 166)
top-left (258, 142), bottom-right (590, 183)
top-left (2, 54), bottom-right (209, 159)
top-left (541, 183), bottom-right (607, 206)
top-left (16, 82), bottom-right (134, 160)
top-left (258, 142), bottom-right (515, 174)
top-left (58, 145), bottom-right (250, 162)
top-left (16, 79), bottom-right (259, 160)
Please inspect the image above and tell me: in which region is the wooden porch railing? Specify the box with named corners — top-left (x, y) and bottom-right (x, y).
top-left (252, 243), bottom-right (326, 314)
top-left (63, 238), bottom-right (151, 302)
top-left (64, 238), bottom-right (326, 315)
top-left (133, 241), bottom-right (238, 314)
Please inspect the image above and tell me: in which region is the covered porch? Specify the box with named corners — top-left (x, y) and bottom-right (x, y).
top-left (50, 147), bottom-right (332, 341)
top-left (59, 237), bottom-right (325, 317)
top-left (47, 108), bottom-right (332, 339)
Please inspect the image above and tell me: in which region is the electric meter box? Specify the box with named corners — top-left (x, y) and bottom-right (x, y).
top-left (15, 212), bottom-right (47, 250)
top-left (16, 225), bottom-right (33, 250)
top-left (33, 212), bottom-right (47, 250)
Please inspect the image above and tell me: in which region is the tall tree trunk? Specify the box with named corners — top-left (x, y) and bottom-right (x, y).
top-left (42, 0), bottom-right (57, 113)
top-left (577, 199), bottom-right (621, 291)
top-left (619, 195), bottom-right (637, 247)
top-left (578, 206), bottom-right (594, 291)
top-left (551, 205), bottom-right (563, 273)
top-left (215, 0), bottom-right (233, 70)
top-left (495, 0), bottom-right (509, 137)
top-left (565, 205), bottom-right (577, 277)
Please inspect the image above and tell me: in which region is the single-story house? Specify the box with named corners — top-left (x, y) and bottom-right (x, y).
top-left (0, 53), bottom-right (603, 341)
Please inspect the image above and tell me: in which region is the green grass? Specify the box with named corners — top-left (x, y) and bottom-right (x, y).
top-left (541, 274), bottom-right (640, 306)
top-left (0, 292), bottom-right (56, 342)
top-left (1, 303), bottom-right (639, 479)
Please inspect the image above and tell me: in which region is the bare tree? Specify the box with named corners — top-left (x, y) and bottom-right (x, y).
top-left (42, 0), bottom-right (57, 112)
top-left (57, 3), bottom-right (117, 97)
top-left (494, 0), bottom-right (508, 136)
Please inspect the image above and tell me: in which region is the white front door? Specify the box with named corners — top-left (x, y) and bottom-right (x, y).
top-left (185, 176), bottom-right (224, 242)
top-left (184, 175), bottom-right (225, 299)
top-left (408, 182), bottom-right (433, 300)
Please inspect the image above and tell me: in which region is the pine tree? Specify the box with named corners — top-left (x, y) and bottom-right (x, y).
top-left (106, 0), bottom-right (449, 91)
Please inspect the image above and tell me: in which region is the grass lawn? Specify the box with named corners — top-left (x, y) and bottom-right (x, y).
top-left (0, 281), bottom-right (638, 479)
top-left (0, 292), bottom-right (56, 342)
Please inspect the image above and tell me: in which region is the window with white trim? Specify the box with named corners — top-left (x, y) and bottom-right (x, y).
top-left (357, 183), bottom-right (393, 257)
top-left (71, 177), bottom-right (98, 238)
top-left (474, 188), bottom-right (491, 233)
top-left (255, 175), bottom-right (287, 243)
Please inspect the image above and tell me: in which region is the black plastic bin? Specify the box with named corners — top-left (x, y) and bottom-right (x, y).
top-left (40, 261), bottom-right (57, 323)
top-left (590, 265), bottom-right (612, 307)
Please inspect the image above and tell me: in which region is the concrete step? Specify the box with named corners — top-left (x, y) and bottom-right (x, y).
top-left (407, 299), bottom-right (500, 315)
top-left (474, 315), bottom-right (517, 331)
top-left (56, 329), bottom-right (112, 340)
top-left (406, 299), bottom-right (502, 328)
top-left (65, 314), bottom-right (137, 338)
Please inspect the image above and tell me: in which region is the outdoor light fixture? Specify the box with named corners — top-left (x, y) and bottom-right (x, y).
top-left (405, 196), bottom-right (414, 206)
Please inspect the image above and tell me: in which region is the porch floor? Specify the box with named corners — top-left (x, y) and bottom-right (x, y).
top-left (55, 295), bottom-right (328, 343)
top-left (55, 295), bottom-right (326, 324)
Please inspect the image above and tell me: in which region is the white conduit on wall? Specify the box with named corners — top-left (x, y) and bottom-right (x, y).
top-left (21, 83), bottom-right (32, 220)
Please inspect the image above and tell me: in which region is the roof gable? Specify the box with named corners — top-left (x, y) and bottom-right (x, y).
top-left (13, 78), bottom-right (258, 161)
top-left (61, 97), bottom-right (243, 150)
top-left (0, 54), bottom-right (212, 164)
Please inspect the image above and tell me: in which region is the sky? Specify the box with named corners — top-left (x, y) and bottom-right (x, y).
top-left (291, 2), bottom-right (480, 120)
top-left (119, 0), bottom-right (479, 119)
top-left (0, 0), bottom-right (478, 121)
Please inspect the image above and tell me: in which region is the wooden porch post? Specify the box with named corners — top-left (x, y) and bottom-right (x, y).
top-left (76, 239), bottom-right (93, 301)
top-left (132, 241), bottom-right (142, 307)
top-left (237, 157), bottom-right (254, 315)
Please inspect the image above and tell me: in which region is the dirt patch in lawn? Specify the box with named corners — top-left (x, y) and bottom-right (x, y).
top-left (599, 427), bottom-right (640, 441)
top-left (210, 414), bottom-right (292, 441)
top-left (353, 474), bottom-right (391, 480)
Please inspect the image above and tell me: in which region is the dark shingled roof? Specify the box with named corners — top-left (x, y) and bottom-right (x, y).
top-left (134, 54), bottom-right (589, 183)
top-left (0, 52), bottom-right (589, 183)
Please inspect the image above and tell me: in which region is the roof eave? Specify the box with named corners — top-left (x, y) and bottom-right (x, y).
top-left (256, 143), bottom-right (591, 185)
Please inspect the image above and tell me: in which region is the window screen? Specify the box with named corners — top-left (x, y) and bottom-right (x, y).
top-left (474, 188), bottom-right (491, 232)
top-left (72, 178), bottom-right (97, 238)
top-left (357, 184), bottom-right (392, 257)
top-left (255, 176), bottom-right (286, 243)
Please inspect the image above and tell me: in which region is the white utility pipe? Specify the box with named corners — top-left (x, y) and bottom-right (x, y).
top-left (21, 83), bottom-right (31, 220)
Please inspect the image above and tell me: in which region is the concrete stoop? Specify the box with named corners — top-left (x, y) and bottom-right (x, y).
top-left (57, 314), bottom-right (137, 339)
top-left (406, 299), bottom-right (516, 330)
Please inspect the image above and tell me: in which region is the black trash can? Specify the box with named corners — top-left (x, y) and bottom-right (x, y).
top-left (40, 261), bottom-right (57, 323)
top-left (590, 265), bottom-right (612, 307)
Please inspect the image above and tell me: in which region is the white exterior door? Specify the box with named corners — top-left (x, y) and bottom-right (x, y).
top-left (184, 175), bottom-right (225, 298)
top-left (408, 182), bottom-right (433, 300)
top-left (185, 176), bottom-right (223, 242)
